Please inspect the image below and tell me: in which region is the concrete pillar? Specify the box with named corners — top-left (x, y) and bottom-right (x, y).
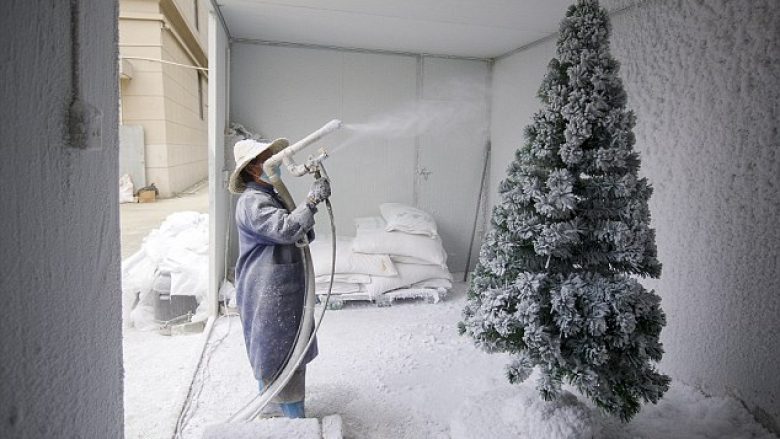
top-left (0, 0), bottom-right (123, 437)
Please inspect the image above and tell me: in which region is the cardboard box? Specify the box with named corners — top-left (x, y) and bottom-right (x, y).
top-left (138, 190), bottom-right (156, 203)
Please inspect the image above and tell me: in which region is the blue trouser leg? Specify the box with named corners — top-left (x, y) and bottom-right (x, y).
top-left (280, 401), bottom-right (305, 418)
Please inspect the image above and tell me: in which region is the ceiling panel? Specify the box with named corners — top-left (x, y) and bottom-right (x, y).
top-left (217, 0), bottom-right (640, 58)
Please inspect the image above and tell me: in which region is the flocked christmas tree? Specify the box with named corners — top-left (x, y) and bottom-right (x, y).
top-left (460, 0), bottom-right (670, 422)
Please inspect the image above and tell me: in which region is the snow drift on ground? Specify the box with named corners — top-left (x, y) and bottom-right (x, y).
top-left (450, 386), bottom-right (598, 439)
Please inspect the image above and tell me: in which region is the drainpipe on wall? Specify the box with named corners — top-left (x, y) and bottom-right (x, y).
top-left (67, 0), bottom-right (103, 151)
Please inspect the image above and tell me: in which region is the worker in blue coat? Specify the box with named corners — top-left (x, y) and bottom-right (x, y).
top-left (229, 138), bottom-right (330, 419)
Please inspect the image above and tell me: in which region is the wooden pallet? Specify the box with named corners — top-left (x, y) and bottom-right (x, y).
top-left (317, 287), bottom-right (447, 309)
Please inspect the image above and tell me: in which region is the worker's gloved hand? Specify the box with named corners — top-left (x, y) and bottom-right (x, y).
top-left (306, 178), bottom-right (331, 207)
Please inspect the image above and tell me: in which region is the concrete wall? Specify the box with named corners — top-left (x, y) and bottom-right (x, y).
top-left (489, 0), bottom-right (779, 432)
top-left (229, 43), bottom-right (489, 272)
top-left (0, 0), bottom-right (123, 437)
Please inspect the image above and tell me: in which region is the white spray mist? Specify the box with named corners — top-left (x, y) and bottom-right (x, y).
top-left (332, 77), bottom-right (490, 155)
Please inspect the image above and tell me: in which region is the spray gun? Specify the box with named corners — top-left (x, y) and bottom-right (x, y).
top-left (306, 148), bottom-right (330, 179)
top-left (279, 146), bottom-right (329, 176)
top-left (263, 119), bottom-right (341, 181)
top-left (284, 147), bottom-right (331, 183)
top-left (259, 120), bottom-right (340, 212)
top-left (292, 148), bottom-right (330, 250)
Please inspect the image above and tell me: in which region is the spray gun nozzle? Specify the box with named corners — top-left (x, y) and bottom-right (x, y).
top-left (267, 120), bottom-right (341, 179)
top-left (303, 148), bottom-right (328, 172)
top-left (312, 148), bottom-right (329, 164)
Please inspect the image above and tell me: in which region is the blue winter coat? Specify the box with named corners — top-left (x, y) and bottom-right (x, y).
top-left (235, 182), bottom-right (318, 383)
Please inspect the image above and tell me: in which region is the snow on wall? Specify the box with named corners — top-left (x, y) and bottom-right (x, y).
top-left (489, 0), bottom-right (780, 432)
top-left (0, 0), bottom-right (123, 438)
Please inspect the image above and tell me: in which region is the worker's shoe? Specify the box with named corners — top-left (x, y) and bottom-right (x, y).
top-left (280, 401), bottom-right (305, 418)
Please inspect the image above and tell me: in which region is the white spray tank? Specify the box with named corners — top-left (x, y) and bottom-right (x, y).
top-left (227, 119), bottom-right (342, 422)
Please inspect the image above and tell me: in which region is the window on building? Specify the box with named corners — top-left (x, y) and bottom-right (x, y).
top-left (197, 72), bottom-right (204, 120)
top-left (194, 0), bottom-right (199, 30)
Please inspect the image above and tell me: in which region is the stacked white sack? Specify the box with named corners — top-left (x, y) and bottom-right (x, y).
top-left (309, 236), bottom-right (397, 296)
top-left (121, 211), bottom-right (210, 330)
top-left (348, 203), bottom-right (452, 300)
top-left (308, 204), bottom-right (451, 302)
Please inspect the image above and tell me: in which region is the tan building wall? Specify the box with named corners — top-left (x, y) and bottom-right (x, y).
top-left (119, 0), bottom-right (208, 197)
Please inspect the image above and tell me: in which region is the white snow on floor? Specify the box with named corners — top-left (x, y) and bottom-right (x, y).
top-left (451, 386), bottom-right (599, 439)
top-left (124, 327), bottom-right (206, 439)
top-left (127, 282), bottom-right (775, 439)
top-left (202, 418), bottom-right (321, 439)
top-left (597, 383), bottom-right (777, 439)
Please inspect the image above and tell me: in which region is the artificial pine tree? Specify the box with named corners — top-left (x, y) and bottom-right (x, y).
top-left (460, 0), bottom-right (670, 422)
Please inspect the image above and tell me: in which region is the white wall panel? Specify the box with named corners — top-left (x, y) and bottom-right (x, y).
top-left (418, 57), bottom-right (490, 273)
top-left (229, 43), bottom-right (345, 234)
top-left (332, 51), bottom-right (418, 228)
top-left (229, 43), bottom-right (489, 272)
